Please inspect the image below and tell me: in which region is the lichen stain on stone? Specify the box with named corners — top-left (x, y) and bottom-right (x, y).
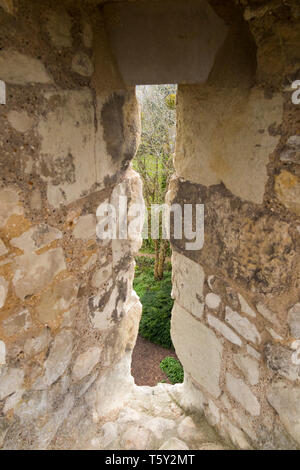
top-left (101, 93), bottom-right (125, 162)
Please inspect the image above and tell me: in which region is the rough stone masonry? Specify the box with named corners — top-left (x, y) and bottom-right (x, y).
top-left (0, 0), bottom-right (299, 450)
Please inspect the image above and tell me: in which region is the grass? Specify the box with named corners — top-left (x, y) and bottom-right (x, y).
top-left (133, 256), bottom-right (174, 349)
top-left (160, 357), bottom-right (184, 384)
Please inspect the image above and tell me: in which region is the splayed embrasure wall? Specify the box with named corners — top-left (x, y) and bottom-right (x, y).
top-left (0, 0), bottom-right (299, 450)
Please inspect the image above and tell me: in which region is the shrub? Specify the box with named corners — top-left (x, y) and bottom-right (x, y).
top-left (160, 357), bottom-right (184, 384)
top-left (133, 261), bottom-right (174, 349)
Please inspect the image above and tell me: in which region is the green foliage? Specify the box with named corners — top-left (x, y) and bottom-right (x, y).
top-left (160, 357), bottom-right (184, 384)
top-left (133, 259), bottom-right (174, 349)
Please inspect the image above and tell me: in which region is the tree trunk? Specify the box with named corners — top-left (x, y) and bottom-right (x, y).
top-left (157, 239), bottom-right (167, 280)
top-left (154, 239), bottom-right (160, 280)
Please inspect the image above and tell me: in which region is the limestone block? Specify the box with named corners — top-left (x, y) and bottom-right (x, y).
top-left (11, 225), bottom-right (62, 253)
top-left (0, 239), bottom-right (8, 257)
top-left (72, 52), bottom-right (94, 76)
top-left (225, 307), bottom-right (261, 345)
top-left (72, 347), bottom-right (101, 382)
top-left (73, 214), bottom-right (97, 240)
top-left (38, 90), bottom-right (96, 207)
top-left (36, 276), bottom-right (78, 327)
top-left (267, 381), bottom-right (300, 445)
top-left (2, 309), bottom-right (32, 337)
top-left (177, 416), bottom-right (205, 442)
top-left (34, 330), bottom-right (73, 389)
top-left (205, 293), bottom-right (221, 310)
top-left (226, 373), bottom-right (260, 416)
top-left (159, 437), bottom-right (189, 450)
top-left (0, 276), bottom-right (9, 308)
top-left (90, 286), bottom-right (118, 330)
top-left (171, 302), bottom-right (222, 398)
top-left (247, 345), bottom-right (261, 361)
top-left (144, 417), bottom-right (175, 440)
top-left (7, 110), bottom-right (34, 133)
top-left (206, 400), bottom-right (220, 427)
top-left (0, 367), bottom-right (24, 400)
top-left (171, 252), bottom-right (205, 318)
top-left (0, 188), bottom-right (23, 228)
top-left (0, 50), bottom-right (52, 85)
top-left (0, 340), bottom-right (6, 365)
top-left (95, 422), bottom-right (118, 448)
top-left (91, 264), bottom-right (112, 289)
top-left (13, 248), bottom-right (66, 300)
top-left (24, 328), bottom-right (51, 357)
top-left (175, 87), bottom-right (283, 204)
top-left (288, 303), bottom-right (300, 338)
top-left (233, 354), bottom-right (259, 386)
top-left (122, 425), bottom-right (152, 450)
top-left (86, 352), bottom-right (134, 418)
top-left (275, 170), bottom-right (300, 215)
top-left (256, 302), bottom-right (280, 327)
top-left (220, 414), bottom-right (252, 450)
top-left (207, 314), bottom-right (242, 346)
top-left (238, 294), bottom-right (256, 318)
top-left (45, 9), bottom-right (72, 48)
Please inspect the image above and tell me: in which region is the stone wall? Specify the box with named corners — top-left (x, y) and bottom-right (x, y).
top-left (170, 0), bottom-right (300, 450)
top-left (0, 0), bottom-right (143, 449)
top-left (0, 0), bottom-right (299, 450)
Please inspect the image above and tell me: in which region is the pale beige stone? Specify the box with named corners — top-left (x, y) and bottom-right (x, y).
top-left (0, 50), bottom-right (52, 85)
top-left (205, 293), bottom-right (221, 309)
top-left (72, 347), bottom-right (101, 382)
top-left (0, 341), bottom-right (6, 365)
top-left (36, 276), bottom-right (78, 327)
top-left (34, 330), bottom-right (73, 389)
top-left (220, 415), bottom-right (252, 450)
top-left (233, 354), bottom-right (259, 386)
top-left (24, 329), bottom-right (51, 357)
top-left (267, 380), bottom-right (300, 445)
top-left (0, 187), bottom-right (23, 228)
top-left (11, 225), bottom-right (62, 253)
top-left (159, 437), bottom-right (189, 450)
top-left (91, 264), bottom-right (112, 288)
top-left (207, 314), bottom-right (242, 346)
top-left (171, 252), bottom-right (205, 318)
top-left (0, 239), bottom-right (8, 257)
top-left (0, 276), bottom-right (9, 309)
top-left (175, 87), bottom-right (283, 204)
top-left (246, 345), bottom-right (261, 361)
top-left (225, 307), bottom-right (261, 345)
top-left (256, 302), bottom-right (280, 327)
top-left (30, 190), bottom-right (42, 211)
top-left (2, 309), bottom-right (31, 337)
top-left (7, 110), bottom-right (34, 133)
top-left (144, 417), bottom-right (175, 440)
top-left (238, 294), bottom-right (256, 318)
top-left (288, 303), bottom-right (300, 338)
top-left (13, 248), bottom-right (66, 300)
top-left (171, 303), bottom-right (222, 398)
top-left (73, 214), bottom-right (97, 240)
top-left (226, 373), bottom-right (260, 416)
top-left (0, 367), bottom-right (24, 400)
top-left (122, 425), bottom-right (152, 450)
top-left (38, 90), bottom-right (96, 207)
